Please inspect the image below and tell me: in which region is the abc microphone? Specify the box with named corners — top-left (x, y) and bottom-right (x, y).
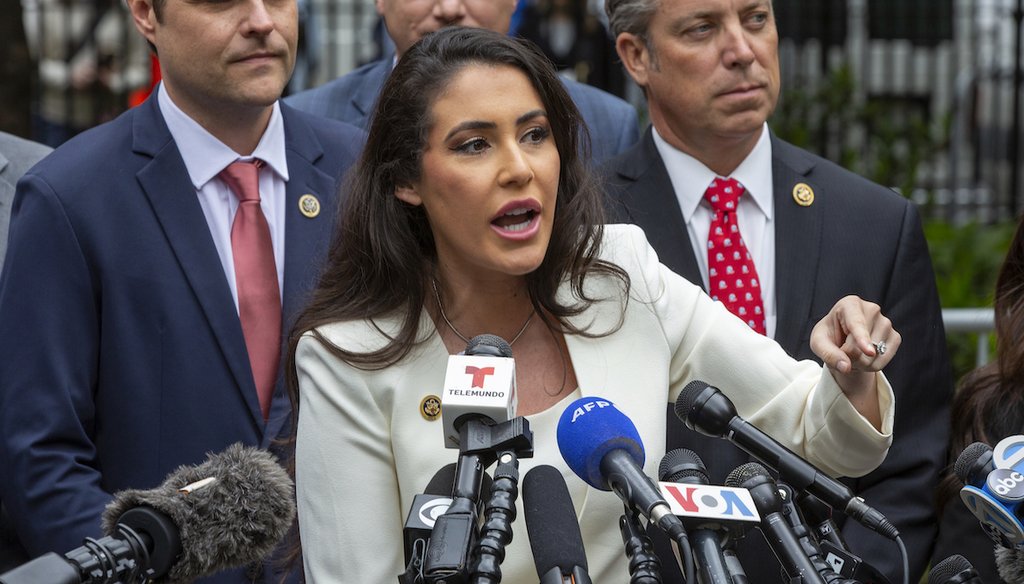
top-left (523, 465), bottom-right (592, 584)
top-left (0, 443), bottom-right (294, 584)
top-left (675, 380), bottom-right (899, 541)
top-left (956, 440), bottom-right (1024, 551)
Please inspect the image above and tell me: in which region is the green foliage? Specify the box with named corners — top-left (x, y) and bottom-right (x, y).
top-left (924, 220), bottom-right (1016, 382)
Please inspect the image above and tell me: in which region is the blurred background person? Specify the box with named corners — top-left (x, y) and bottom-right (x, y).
top-left (932, 216), bottom-right (1024, 583)
top-left (22, 0), bottom-right (150, 146)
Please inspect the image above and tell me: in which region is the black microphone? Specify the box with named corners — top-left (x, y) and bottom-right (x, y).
top-left (725, 463), bottom-right (827, 584)
top-left (0, 443), bottom-right (294, 584)
top-left (929, 554), bottom-right (983, 584)
top-left (955, 442), bottom-right (995, 488)
top-left (523, 465), bottom-right (592, 584)
top-left (424, 334), bottom-right (532, 584)
top-left (675, 380), bottom-right (899, 540)
top-left (658, 449), bottom-right (746, 584)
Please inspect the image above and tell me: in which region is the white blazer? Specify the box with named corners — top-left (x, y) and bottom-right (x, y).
top-left (294, 224), bottom-right (894, 584)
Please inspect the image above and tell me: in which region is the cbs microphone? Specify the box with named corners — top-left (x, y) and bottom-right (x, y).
top-left (0, 443), bottom-right (294, 584)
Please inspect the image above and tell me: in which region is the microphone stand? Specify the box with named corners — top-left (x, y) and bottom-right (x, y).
top-left (618, 505), bottom-right (663, 584)
top-left (423, 417), bottom-right (533, 584)
top-left (471, 450), bottom-right (521, 584)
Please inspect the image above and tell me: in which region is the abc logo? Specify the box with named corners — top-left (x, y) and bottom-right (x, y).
top-left (987, 469), bottom-right (1024, 502)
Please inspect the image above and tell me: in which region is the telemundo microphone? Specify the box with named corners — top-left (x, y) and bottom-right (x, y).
top-left (556, 396), bottom-right (692, 583)
top-left (724, 463), bottom-right (828, 584)
top-left (423, 334), bottom-right (533, 584)
top-left (675, 380), bottom-right (900, 541)
top-left (0, 443), bottom-right (294, 584)
top-left (658, 449), bottom-right (756, 584)
top-left (523, 465), bottom-right (592, 584)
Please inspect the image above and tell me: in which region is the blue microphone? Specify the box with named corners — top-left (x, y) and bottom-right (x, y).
top-left (556, 397), bottom-right (689, 555)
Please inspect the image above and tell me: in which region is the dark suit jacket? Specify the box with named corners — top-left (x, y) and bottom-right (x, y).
top-left (285, 57), bottom-right (640, 165)
top-left (0, 131), bottom-right (50, 274)
top-left (602, 128), bottom-right (952, 584)
top-left (0, 96), bottom-right (364, 582)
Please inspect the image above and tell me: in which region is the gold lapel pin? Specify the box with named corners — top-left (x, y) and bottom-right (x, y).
top-left (792, 183), bottom-right (814, 207)
top-left (420, 395), bottom-right (442, 421)
top-left (298, 194), bottom-right (321, 218)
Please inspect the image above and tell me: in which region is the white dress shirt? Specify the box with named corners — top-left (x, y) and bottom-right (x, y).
top-left (157, 83), bottom-right (289, 310)
top-left (652, 123), bottom-right (778, 337)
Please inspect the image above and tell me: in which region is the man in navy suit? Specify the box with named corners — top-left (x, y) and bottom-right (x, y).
top-left (286, 0), bottom-right (639, 166)
top-left (601, 1), bottom-right (951, 583)
top-left (0, 0), bottom-right (363, 579)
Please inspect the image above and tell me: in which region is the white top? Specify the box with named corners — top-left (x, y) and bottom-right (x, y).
top-left (653, 123), bottom-right (778, 337)
top-left (294, 224), bottom-right (894, 584)
top-left (157, 83), bottom-right (289, 308)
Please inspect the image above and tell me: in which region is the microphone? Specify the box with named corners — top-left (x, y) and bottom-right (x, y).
top-left (556, 396), bottom-right (687, 542)
top-left (928, 554), bottom-right (983, 584)
top-left (403, 464), bottom-right (457, 571)
top-left (523, 465), bottom-right (592, 584)
top-left (441, 333), bottom-right (517, 449)
top-left (658, 449), bottom-right (749, 584)
top-left (424, 334), bottom-right (532, 584)
top-left (954, 441), bottom-right (1024, 550)
top-left (675, 380), bottom-right (899, 540)
top-left (724, 463), bottom-right (827, 584)
top-left (997, 547), bottom-right (1024, 584)
top-left (0, 443), bottom-right (294, 584)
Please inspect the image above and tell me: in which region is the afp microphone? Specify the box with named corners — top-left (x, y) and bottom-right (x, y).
top-left (675, 380), bottom-right (899, 541)
top-left (441, 333), bottom-right (517, 449)
top-left (557, 397), bottom-right (687, 543)
top-left (523, 465), bottom-right (592, 584)
top-left (0, 443), bottom-right (294, 584)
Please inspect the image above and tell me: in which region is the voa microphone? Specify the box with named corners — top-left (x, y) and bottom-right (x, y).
top-left (0, 443), bottom-right (294, 584)
top-left (675, 380), bottom-right (899, 541)
top-left (658, 449), bottom-right (757, 584)
top-left (523, 465), bottom-right (592, 584)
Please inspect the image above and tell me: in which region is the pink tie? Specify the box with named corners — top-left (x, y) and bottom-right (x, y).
top-left (704, 177), bottom-right (766, 335)
top-left (220, 159), bottom-right (281, 420)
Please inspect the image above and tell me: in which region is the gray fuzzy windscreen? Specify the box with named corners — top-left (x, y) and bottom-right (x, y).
top-left (996, 546), bottom-right (1024, 584)
top-left (102, 443), bottom-right (295, 583)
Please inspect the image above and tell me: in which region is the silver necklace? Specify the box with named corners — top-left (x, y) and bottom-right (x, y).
top-left (431, 278), bottom-right (535, 346)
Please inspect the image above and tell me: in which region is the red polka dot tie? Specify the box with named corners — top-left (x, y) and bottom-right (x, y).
top-left (220, 159), bottom-right (281, 421)
top-left (704, 177), bottom-right (766, 335)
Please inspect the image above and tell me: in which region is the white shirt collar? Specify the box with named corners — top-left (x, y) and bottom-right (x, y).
top-left (652, 123), bottom-right (774, 221)
top-left (157, 83), bottom-right (289, 189)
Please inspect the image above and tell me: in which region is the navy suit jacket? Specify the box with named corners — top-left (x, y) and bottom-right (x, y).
top-left (0, 96), bottom-right (364, 582)
top-left (286, 57), bottom-right (640, 165)
top-left (603, 128), bottom-right (953, 584)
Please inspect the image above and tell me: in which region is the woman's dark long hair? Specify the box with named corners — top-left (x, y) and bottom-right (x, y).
top-left (938, 219), bottom-right (1024, 508)
top-left (278, 26), bottom-right (628, 577)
